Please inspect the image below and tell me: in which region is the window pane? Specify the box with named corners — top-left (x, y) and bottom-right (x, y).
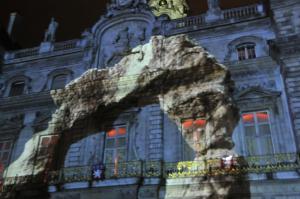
top-left (194, 119), bottom-right (206, 128)
top-left (105, 150), bottom-right (114, 163)
top-left (244, 126), bottom-right (256, 137)
top-left (237, 47), bottom-right (246, 60)
top-left (107, 129), bottom-right (117, 138)
top-left (259, 124), bottom-right (271, 136)
top-left (41, 137), bottom-right (51, 147)
top-left (182, 119), bottom-right (193, 129)
top-left (116, 137), bottom-right (126, 147)
top-left (38, 148), bottom-right (48, 156)
top-left (117, 149), bottom-right (126, 162)
top-left (106, 139), bottom-right (115, 148)
top-left (2, 152), bottom-right (9, 161)
top-left (118, 127), bottom-right (126, 136)
top-left (4, 142), bottom-right (11, 150)
top-left (9, 81), bottom-right (25, 96)
top-left (257, 112), bottom-right (269, 123)
top-left (246, 137), bottom-right (259, 156)
top-left (260, 137), bottom-right (273, 155)
top-left (242, 113), bottom-right (254, 124)
top-left (247, 46), bottom-right (256, 59)
top-left (51, 75), bottom-right (67, 90)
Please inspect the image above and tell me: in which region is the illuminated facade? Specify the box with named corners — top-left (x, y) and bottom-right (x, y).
top-left (1, 0), bottom-right (300, 198)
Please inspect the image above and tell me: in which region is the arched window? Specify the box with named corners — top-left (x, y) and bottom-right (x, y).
top-left (9, 81), bottom-right (25, 96)
top-left (51, 74), bottom-right (68, 90)
top-left (236, 42), bottom-right (256, 61)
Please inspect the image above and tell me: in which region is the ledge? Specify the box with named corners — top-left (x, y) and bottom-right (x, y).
top-left (0, 91), bottom-right (53, 111)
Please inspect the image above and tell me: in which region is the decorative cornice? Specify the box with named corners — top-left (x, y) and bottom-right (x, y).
top-left (0, 91), bottom-right (53, 112)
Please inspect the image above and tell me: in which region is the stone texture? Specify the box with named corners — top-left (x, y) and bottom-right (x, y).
top-left (4, 34), bottom-right (242, 198)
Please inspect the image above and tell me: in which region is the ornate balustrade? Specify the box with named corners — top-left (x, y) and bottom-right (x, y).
top-left (53, 39), bottom-right (79, 51)
top-left (2, 153), bottom-right (300, 186)
top-left (4, 39), bottom-right (81, 61)
top-left (222, 4), bottom-right (263, 20)
top-left (164, 3), bottom-right (265, 35)
top-left (169, 15), bottom-right (205, 30)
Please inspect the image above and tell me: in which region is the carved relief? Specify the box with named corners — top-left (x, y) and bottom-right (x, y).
top-left (44, 18), bottom-right (59, 43)
top-left (102, 26), bottom-right (148, 67)
top-left (149, 0), bottom-right (189, 19)
top-left (235, 79), bottom-right (276, 93)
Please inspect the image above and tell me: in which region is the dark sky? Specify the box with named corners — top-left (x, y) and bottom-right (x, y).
top-left (0, 0), bottom-right (260, 48)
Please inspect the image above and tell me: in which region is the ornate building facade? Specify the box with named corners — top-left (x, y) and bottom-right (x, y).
top-left (1, 0), bottom-right (300, 198)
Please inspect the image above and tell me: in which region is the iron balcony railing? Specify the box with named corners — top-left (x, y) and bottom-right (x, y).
top-left (2, 153), bottom-right (300, 186)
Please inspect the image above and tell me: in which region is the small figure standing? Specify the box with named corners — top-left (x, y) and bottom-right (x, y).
top-left (208, 0), bottom-right (220, 10)
top-left (44, 17), bottom-right (58, 42)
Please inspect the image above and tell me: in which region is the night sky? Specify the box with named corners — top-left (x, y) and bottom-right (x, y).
top-left (0, 0), bottom-right (260, 48)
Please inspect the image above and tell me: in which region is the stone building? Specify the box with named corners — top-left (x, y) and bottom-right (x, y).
top-left (0, 0), bottom-right (300, 198)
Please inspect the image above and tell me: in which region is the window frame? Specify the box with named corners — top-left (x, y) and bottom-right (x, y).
top-left (3, 75), bottom-right (31, 97)
top-left (0, 139), bottom-right (14, 179)
top-left (50, 74), bottom-right (68, 90)
top-left (45, 69), bottom-right (73, 91)
top-left (180, 118), bottom-right (207, 161)
top-left (103, 124), bottom-right (128, 164)
top-left (9, 81), bottom-right (26, 97)
top-left (241, 110), bottom-right (275, 156)
top-left (236, 42), bottom-right (256, 61)
top-left (36, 134), bottom-right (59, 162)
top-left (0, 139), bottom-right (13, 166)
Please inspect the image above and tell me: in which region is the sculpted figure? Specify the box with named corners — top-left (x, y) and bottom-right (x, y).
top-left (44, 18), bottom-right (58, 42)
top-left (208, 0), bottom-right (220, 10)
top-left (149, 0), bottom-right (189, 19)
top-left (172, 0), bottom-right (189, 15)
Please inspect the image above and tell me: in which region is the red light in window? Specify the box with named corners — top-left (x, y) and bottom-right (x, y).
top-left (182, 119), bottom-right (193, 129)
top-left (118, 128), bottom-right (126, 136)
top-left (107, 129), bottom-right (117, 138)
top-left (242, 113), bottom-right (254, 123)
top-left (50, 136), bottom-right (59, 145)
top-left (194, 119), bottom-right (206, 128)
top-left (257, 112), bottom-right (269, 122)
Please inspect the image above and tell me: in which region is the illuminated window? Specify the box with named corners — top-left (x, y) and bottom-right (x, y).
top-left (104, 126), bottom-right (127, 163)
top-left (242, 111), bottom-right (273, 156)
top-left (51, 74), bottom-right (67, 90)
top-left (9, 81), bottom-right (25, 96)
top-left (181, 118), bottom-right (206, 160)
top-left (37, 135), bottom-right (59, 158)
top-left (236, 43), bottom-right (256, 61)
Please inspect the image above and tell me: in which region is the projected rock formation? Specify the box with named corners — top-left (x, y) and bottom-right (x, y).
top-left (4, 35), bottom-right (242, 198)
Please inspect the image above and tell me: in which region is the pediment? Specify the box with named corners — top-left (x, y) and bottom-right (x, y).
top-left (235, 87), bottom-right (281, 100)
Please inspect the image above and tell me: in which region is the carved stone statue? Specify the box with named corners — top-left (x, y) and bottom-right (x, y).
top-left (44, 17), bottom-right (59, 42)
top-left (208, 0), bottom-right (220, 10)
top-left (205, 0), bottom-right (221, 22)
top-left (149, 0), bottom-right (189, 19)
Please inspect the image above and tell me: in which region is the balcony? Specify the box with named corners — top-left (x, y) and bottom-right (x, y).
top-left (2, 153), bottom-right (299, 188)
top-left (3, 39), bottom-right (82, 63)
top-left (164, 3), bottom-right (266, 36)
